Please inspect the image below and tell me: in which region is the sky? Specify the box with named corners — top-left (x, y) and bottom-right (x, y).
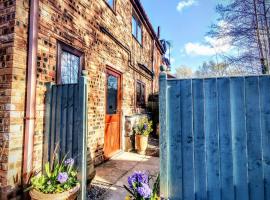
top-left (140, 0), bottom-right (222, 72)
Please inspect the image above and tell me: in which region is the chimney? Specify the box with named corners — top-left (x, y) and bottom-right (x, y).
top-left (157, 26), bottom-right (161, 39)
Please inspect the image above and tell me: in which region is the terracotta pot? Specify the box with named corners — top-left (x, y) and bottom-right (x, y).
top-left (135, 134), bottom-right (148, 155)
top-left (29, 183), bottom-right (80, 200)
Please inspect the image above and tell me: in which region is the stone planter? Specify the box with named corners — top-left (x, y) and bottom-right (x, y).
top-left (135, 134), bottom-right (148, 155)
top-left (29, 183), bottom-right (80, 200)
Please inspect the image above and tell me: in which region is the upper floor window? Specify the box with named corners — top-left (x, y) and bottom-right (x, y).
top-left (106, 0), bottom-right (115, 10)
top-left (57, 42), bottom-right (83, 84)
top-left (136, 81), bottom-right (146, 108)
top-left (132, 15), bottom-right (142, 44)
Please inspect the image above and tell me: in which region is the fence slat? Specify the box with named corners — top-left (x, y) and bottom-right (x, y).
top-left (193, 79), bottom-right (206, 200)
top-left (259, 76), bottom-right (270, 200)
top-left (55, 85), bottom-right (62, 159)
top-left (204, 78), bottom-right (220, 200)
top-left (43, 83), bottom-right (53, 166)
top-left (245, 77), bottom-right (264, 200)
top-left (230, 77), bottom-right (249, 200)
top-left (67, 84), bottom-right (74, 157)
top-left (60, 85), bottom-right (68, 159)
top-left (181, 80), bottom-right (194, 200)
top-left (168, 80), bottom-right (182, 200)
top-left (217, 78), bottom-right (234, 200)
top-left (159, 72), bottom-right (168, 198)
top-left (73, 84), bottom-right (79, 163)
top-left (50, 86), bottom-right (57, 161)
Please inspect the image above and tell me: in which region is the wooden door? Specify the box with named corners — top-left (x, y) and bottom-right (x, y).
top-left (104, 68), bottom-right (121, 159)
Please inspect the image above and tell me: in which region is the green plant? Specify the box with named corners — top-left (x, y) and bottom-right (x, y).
top-left (26, 156), bottom-right (78, 194)
top-left (134, 117), bottom-right (153, 137)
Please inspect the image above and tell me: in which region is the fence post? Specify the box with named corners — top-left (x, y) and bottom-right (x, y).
top-left (159, 71), bottom-right (168, 198)
top-left (43, 82), bottom-right (54, 168)
top-left (78, 71), bottom-right (88, 200)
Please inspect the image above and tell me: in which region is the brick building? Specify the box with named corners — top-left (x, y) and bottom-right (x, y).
top-left (0, 0), bottom-right (165, 198)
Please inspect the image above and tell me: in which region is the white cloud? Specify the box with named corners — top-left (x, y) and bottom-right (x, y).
top-left (183, 20), bottom-right (234, 56)
top-left (177, 0), bottom-right (197, 12)
top-left (170, 57), bottom-right (176, 64)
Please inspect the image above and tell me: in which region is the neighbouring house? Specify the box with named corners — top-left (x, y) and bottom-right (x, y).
top-left (0, 0), bottom-right (167, 199)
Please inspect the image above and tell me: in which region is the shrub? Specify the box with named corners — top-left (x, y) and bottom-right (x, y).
top-left (134, 117), bottom-right (153, 137)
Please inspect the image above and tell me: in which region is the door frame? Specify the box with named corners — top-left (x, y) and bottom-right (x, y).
top-left (104, 66), bottom-right (123, 159)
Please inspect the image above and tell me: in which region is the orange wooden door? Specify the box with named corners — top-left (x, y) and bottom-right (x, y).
top-left (104, 68), bottom-right (121, 159)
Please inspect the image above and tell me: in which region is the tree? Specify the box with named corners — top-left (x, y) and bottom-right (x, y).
top-left (209, 0), bottom-right (270, 74)
top-left (175, 66), bottom-right (193, 78)
top-left (195, 59), bottom-right (247, 77)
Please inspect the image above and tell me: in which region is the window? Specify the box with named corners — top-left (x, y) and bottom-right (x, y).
top-left (57, 42), bottom-right (83, 84)
top-left (106, 73), bottom-right (119, 114)
top-left (132, 15), bottom-right (142, 44)
top-left (136, 81), bottom-right (146, 108)
top-left (106, 0), bottom-right (115, 9)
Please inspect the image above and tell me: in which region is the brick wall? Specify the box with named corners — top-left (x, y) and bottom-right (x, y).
top-left (0, 0), bottom-right (163, 198)
top-left (0, 0), bottom-right (29, 199)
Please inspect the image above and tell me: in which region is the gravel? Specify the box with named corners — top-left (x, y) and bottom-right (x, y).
top-left (88, 182), bottom-right (110, 200)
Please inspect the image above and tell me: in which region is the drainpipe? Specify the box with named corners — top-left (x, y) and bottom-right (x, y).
top-left (151, 39), bottom-right (155, 94)
top-left (23, 0), bottom-right (39, 184)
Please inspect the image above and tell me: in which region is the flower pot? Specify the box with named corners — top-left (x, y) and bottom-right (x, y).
top-left (135, 134), bottom-right (148, 155)
top-left (29, 183), bottom-right (80, 200)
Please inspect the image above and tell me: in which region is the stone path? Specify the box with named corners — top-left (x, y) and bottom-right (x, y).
top-left (89, 147), bottom-right (159, 200)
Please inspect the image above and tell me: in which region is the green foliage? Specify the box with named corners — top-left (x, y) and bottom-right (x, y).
top-left (151, 174), bottom-right (160, 199)
top-left (134, 117), bottom-right (153, 137)
top-left (26, 157), bottom-right (78, 194)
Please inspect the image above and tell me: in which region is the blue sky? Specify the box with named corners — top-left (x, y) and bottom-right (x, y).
top-left (141, 0), bottom-right (222, 72)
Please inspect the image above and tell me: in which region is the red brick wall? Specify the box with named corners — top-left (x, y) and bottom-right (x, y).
top-left (0, 0), bottom-right (163, 198)
top-left (0, 0), bottom-right (29, 198)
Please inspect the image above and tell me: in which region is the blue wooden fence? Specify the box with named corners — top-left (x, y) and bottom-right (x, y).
top-left (159, 72), bottom-right (270, 200)
top-left (43, 74), bottom-right (88, 200)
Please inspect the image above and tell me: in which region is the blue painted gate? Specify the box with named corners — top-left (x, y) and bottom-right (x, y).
top-left (43, 74), bottom-right (88, 200)
top-left (159, 72), bottom-right (270, 200)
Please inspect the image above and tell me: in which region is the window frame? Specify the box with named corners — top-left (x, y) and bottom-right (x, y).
top-left (104, 0), bottom-right (116, 13)
top-left (136, 80), bottom-right (146, 108)
top-left (57, 42), bottom-right (84, 84)
top-left (132, 13), bottom-right (143, 45)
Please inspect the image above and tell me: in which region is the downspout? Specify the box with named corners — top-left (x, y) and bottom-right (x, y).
top-left (151, 39), bottom-right (155, 94)
top-left (23, 0), bottom-right (39, 184)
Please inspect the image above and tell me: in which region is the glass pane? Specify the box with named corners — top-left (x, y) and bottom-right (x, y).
top-left (141, 83), bottom-right (145, 106)
top-left (132, 16), bottom-right (137, 37)
top-left (61, 51), bottom-right (80, 84)
top-left (137, 24), bottom-right (142, 44)
top-left (107, 74), bottom-right (118, 114)
top-left (136, 82), bottom-right (141, 106)
top-left (107, 0), bottom-right (114, 8)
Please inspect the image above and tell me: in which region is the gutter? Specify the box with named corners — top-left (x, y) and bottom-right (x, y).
top-left (23, 0), bottom-right (39, 184)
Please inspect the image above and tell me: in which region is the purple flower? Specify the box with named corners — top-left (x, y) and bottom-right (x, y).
top-left (57, 172), bottom-right (68, 184)
top-left (137, 183), bottom-right (152, 198)
top-left (127, 171), bottom-right (149, 189)
top-left (143, 124), bottom-right (148, 130)
top-left (128, 176), bottom-right (136, 188)
top-left (64, 158), bottom-right (74, 166)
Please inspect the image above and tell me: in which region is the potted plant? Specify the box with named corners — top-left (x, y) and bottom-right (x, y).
top-left (27, 157), bottom-right (80, 200)
top-left (134, 117), bottom-right (153, 155)
top-left (124, 171), bottom-right (160, 200)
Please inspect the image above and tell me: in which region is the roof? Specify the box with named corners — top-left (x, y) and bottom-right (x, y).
top-left (131, 0), bottom-right (165, 54)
